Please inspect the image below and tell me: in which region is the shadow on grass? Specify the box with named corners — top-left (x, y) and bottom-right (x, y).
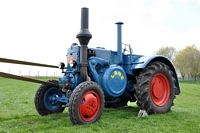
top-left (3, 106), bottom-right (194, 125)
top-left (2, 106), bottom-right (199, 133)
top-left (1, 106), bottom-right (140, 123)
top-left (103, 105), bottom-right (140, 120)
top-left (22, 106), bottom-right (140, 127)
top-left (104, 105), bottom-right (139, 113)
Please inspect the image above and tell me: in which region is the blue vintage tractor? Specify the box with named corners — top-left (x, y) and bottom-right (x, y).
top-left (0, 8), bottom-right (180, 125)
top-left (33, 7), bottom-right (180, 125)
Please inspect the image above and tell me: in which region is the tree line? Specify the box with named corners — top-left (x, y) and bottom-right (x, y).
top-left (155, 44), bottom-right (200, 82)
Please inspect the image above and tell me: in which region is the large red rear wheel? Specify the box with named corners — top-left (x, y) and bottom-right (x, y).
top-left (68, 81), bottom-right (104, 125)
top-left (150, 73), bottom-right (170, 106)
top-left (134, 61), bottom-right (176, 114)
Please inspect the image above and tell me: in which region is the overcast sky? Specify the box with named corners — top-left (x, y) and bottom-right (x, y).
top-left (0, 0), bottom-right (200, 76)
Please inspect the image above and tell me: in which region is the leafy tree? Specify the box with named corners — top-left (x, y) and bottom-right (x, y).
top-left (174, 49), bottom-right (186, 80)
top-left (174, 44), bottom-right (200, 82)
top-left (156, 46), bottom-right (176, 62)
top-left (185, 45), bottom-right (200, 82)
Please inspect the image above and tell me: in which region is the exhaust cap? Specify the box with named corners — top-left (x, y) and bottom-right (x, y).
top-left (115, 22), bottom-right (123, 25)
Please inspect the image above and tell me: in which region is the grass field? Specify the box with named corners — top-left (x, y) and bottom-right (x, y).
top-left (0, 78), bottom-right (200, 133)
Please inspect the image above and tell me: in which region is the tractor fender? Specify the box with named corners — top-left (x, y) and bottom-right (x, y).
top-left (131, 55), bottom-right (180, 95)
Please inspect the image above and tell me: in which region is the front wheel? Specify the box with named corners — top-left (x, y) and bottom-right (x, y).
top-left (68, 81), bottom-right (104, 125)
top-left (134, 61), bottom-right (176, 114)
top-left (34, 80), bottom-right (65, 116)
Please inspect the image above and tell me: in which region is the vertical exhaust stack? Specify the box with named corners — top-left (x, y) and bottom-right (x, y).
top-left (115, 22), bottom-right (123, 65)
top-left (76, 7), bottom-right (92, 81)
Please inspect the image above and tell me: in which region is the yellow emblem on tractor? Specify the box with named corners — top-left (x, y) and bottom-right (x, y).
top-left (111, 71), bottom-right (124, 80)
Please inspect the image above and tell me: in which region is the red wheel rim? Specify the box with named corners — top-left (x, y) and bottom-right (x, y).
top-left (150, 73), bottom-right (170, 106)
top-left (79, 90), bottom-right (101, 121)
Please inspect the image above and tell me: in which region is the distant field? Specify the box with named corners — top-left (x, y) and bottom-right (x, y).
top-left (0, 78), bottom-right (200, 133)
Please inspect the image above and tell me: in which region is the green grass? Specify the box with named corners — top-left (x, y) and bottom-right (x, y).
top-left (0, 78), bottom-right (200, 133)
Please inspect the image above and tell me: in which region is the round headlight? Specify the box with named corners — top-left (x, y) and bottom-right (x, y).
top-left (58, 62), bottom-right (65, 69)
top-left (69, 60), bottom-right (77, 68)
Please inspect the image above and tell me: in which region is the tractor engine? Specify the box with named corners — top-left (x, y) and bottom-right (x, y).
top-left (59, 8), bottom-right (128, 99)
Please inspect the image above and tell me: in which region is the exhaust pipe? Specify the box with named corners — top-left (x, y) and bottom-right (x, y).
top-left (116, 22), bottom-right (123, 65)
top-left (76, 7), bottom-right (92, 81)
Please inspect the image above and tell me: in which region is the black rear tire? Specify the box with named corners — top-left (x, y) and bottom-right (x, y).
top-left (68, 81), bottom-right (104, 125)
top-left (134, 61), bottom-right (176, 114)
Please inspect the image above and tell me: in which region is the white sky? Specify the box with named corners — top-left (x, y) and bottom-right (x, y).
top-left (0, 0), bottom-right (200, 76)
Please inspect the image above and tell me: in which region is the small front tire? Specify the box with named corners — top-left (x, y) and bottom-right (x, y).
top-left (68, 81), bottom-right (104, 125)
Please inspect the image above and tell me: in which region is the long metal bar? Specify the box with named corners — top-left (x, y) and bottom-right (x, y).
top-left (0, 71), bottom-right (59, 87)
top-left (0, 58), bottom-right (58, 68)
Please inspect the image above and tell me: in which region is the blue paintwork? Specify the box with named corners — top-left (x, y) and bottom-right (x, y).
top-left (89, 48), bottom-right (121, 64)
top-left (88, 57), bottom-right (127, 97)
top-left (116, 22), bottom-right (123, 65)
top-left (44, 87), bottom-right (66, 110)
top-left (130, 55), bottom-right (180, 94)
top-left (56, 94), bottom-right (69, 104)
top-left (88, 56), bottom-right (109, 84)
top-left (59, 73), bottom-right (82, 90)
top-left (123, 54), bottom-right (143, 75)
top-left (58, 41), bottom-right (180, 106)
top-left (50, 7), bottom-right (181, 111)
top-left (101, 65), bottom-right (127, 97)
top-left (59, 44), bottom-right (82, 92)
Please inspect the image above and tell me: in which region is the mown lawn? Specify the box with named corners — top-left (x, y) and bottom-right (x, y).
top-left (0, 78), bottom-right (200, 133)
